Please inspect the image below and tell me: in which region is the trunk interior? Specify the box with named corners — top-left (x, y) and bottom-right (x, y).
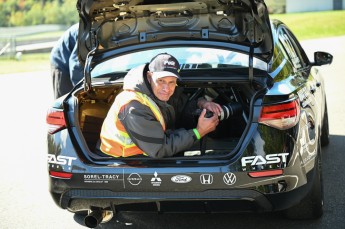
top-left (74, 81), bottom-right (259, 160)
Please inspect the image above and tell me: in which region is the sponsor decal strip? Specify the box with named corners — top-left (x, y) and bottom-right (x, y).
top-left (83, 174), bottom-right (124, 184)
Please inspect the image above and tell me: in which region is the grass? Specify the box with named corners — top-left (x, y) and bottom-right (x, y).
top-left (270, 10), bottom-right (345, 40)
top-left (0, 53), bottom-right (50, 74)
top-left (0, 10), bottom-right (344, 74)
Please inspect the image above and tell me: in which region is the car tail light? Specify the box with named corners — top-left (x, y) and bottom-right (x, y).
top-left (49, 171), bottom-right (72, 179)
top-left (46, 108), bottom-right (66, 134)
top-left (258, 100), bottom-right (300, 130)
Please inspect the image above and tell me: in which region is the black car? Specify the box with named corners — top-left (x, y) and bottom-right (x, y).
top-left (46, 0), bottom-right (332, 227)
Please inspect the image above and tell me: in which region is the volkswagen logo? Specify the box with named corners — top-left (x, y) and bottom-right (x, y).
top-left (223, 172), bottom-right (236, 185)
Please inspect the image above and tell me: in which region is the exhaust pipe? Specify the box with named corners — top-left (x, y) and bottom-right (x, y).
top-left (84, 209), bottom-right (113, 228)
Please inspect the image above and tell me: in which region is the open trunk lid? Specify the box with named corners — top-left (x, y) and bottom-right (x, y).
top-left (76, 0), bottom-right (273, 65)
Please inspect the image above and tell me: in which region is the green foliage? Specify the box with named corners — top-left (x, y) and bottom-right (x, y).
top-left (9, 11), bottom-right (25, 26)
top-left (25, 4), bottom-right (45, 25)
top-left (43, 1), bottom-right (64, 24)
top-left (61, 0), bottom-right (79, 25)
top-left (0, 0), bottom-right (79, 27)
top-left (0, 0), bottom-right (17, 26)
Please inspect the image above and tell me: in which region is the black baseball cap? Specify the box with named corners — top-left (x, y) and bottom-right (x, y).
top-left (148, 53), bottom-right (180, 80)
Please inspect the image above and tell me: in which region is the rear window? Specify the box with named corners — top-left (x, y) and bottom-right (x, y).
top-left (91, 47), bottom-right (267, 78)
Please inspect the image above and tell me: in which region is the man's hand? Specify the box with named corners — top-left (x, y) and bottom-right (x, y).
top-left (196, 109), bottom-right (219, 138)
top-left (197, 99), bottom-right (222, 117)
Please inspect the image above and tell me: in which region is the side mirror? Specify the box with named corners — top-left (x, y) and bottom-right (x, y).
top-left (313, 51), bottom-right (333, 66)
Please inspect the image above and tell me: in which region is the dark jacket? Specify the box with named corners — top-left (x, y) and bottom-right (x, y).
top-left (117, 64), bottom-right (198, 158)
top-left (50, 23), bottom-right (84, 86)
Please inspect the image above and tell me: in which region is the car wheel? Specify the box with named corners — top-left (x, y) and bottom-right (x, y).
top-left (284, 145), bottom-right (324, 219)
top-left (320, 101), bottom-right (329, 146)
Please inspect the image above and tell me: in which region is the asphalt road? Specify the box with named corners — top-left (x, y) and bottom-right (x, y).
top-left (0, 36), bottom-right (344, 229)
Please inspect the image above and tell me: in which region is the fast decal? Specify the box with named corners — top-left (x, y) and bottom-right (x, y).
top-left (200, 174), bottom-right (213, 185)
top-left (303, 154), bottom-right (316, 165)
top-left (84, 174), bottom-right (124, 184)
top-left (297, 87), bottom-right (307, 99)
top-left (297, 87), bottom-right (313, 107)
top-left (151, 171), bottom-right (162, 186)
top-left (223, 172), bottom-right (236, 185)
top-left (171, 175), bottom-right (192, 184)
top-left (127, 173), bottom-right (142, 185)
top-left (302, 97), bottom-right (312, 107)
top-left (47, 155), bottom-right (76, 166)
top-left (299, 121), bottom-right (317, 164)
top-left (241, 153), bottom-right (289, 167)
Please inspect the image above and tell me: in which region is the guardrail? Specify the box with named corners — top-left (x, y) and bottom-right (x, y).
top-left (0, 37), bottom-right (58, 57)
top-left (0, 24), bottom-right (67, 57)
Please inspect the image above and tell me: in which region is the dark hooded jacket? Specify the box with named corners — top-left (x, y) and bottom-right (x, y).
top-left (115, 64), bottom-right (198, 158)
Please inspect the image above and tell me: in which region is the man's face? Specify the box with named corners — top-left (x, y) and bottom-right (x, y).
top-left (148, 74), bottom-right (177, 101)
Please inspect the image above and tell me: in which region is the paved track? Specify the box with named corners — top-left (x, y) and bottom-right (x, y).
top-left (0, 36), bottom-right (344, 229)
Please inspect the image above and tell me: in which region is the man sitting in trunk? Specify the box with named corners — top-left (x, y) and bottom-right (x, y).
top-left (100, 53), bottom-right (221, 158)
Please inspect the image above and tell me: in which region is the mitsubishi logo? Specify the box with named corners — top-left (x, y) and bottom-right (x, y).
top-left (200, 174), bottom-right (213, 184)
top-left (223, 172), bottom-right (236, 185)
top-left (151, 171), bottom-right (162, 186)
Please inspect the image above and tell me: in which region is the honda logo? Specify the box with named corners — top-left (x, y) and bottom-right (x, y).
top-left (200, 174), bottom-right (213, 184)
top-left (223, 172), bottom-right (236, 185)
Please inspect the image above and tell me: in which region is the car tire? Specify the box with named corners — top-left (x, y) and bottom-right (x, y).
top-left (320, 101), bottom-right (329, 146)
top-left (284, 145), bottom-right (324, 219)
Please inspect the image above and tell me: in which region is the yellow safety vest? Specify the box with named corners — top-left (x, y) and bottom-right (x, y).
top-left (100, 90), bottom-right (166, 157)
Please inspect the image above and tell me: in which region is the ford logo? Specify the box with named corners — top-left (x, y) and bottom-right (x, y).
top-left (171, 175), bottom-right (192, 184)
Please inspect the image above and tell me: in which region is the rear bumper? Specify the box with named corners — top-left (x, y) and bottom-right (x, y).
top-left (51, 166), bottom-right (314, 214)
top-left (59, 189), bottom-right (274, 213)
top-left (48, 125), bottom-right (316, 214)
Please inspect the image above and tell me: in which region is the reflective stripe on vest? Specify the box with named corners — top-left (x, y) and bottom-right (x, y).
top-left (100, 90), bottom-right (165, 157)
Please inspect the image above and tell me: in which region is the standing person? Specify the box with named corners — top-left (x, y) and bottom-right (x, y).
top-left (100, 53), bottom-right (221, 158)
top-left (50, 23), bottom-right (84, 99)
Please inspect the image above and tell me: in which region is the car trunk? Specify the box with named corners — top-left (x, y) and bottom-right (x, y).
top-left (72, 0), bottom-right (273, 162)
top-left (72, 75), bottom-right (265, 161)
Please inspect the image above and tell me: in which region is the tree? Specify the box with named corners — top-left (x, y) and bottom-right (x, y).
top-left (24, 4), bottom-right (45, 25)
top-left (61, 0), bottom-right (79, 26)
top-left (0, 0), bottom-right (19, 26)
top-left (0, 0), bottom-right (79, 27)
top-left (44, 0), bottom-right (78, 25)
top-left (43, 1), bottom-right (65, 24)
top-left (9, 11), bottom-right (25, 26)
